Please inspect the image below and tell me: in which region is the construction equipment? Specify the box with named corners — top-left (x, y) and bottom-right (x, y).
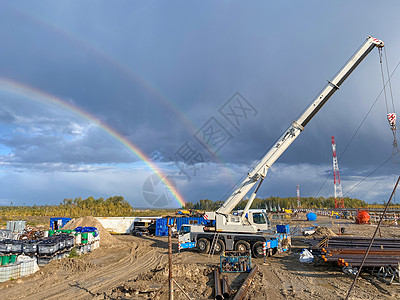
top-left (355, 210), bottom-right (371, 224)
top-left (178, 36), bottom-right (384, 257)
top-left (206, 35), bottom-right (383, 234)
top-left (331, 211), bottom-right (340, 219)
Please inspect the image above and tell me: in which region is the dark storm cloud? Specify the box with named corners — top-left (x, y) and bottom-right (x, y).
top-left (0, 1), bottom-right (399, 205)
top-left (0, 123), bottom-right (136, 165)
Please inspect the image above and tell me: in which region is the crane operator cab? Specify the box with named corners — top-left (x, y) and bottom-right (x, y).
top-left (178, 224), bottom-right (191, 244)
top-left (243, 211), bottom-right (270, 231)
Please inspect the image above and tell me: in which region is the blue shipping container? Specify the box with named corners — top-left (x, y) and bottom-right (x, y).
top-left (155, 218), bottom-right (168, 236)
top-left (50, 217), bottom-right (71, 230)
top-left (176, 217), bottom-right (206, 231)
top-left (155, 217), bottom-right (206, 236)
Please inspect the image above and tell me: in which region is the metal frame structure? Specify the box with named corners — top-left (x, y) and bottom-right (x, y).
top-left (332, 136), bottom-right (345, 209)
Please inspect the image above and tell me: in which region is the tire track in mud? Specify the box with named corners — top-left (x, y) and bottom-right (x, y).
top-left (39, 243), bottom-right (141, 297)
top-left (1, 240), bottom-right (161, 300)
top-left (47, 250), bottom-right (162, 299)
top-left (26, 249), bottom-right (160, 300)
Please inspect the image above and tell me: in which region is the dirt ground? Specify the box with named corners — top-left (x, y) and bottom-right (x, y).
top-left (0, 214), bottom-right (399, 299)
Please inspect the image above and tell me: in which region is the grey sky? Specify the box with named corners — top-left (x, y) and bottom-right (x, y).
top-left (0, 1), bottom-right (400, 207)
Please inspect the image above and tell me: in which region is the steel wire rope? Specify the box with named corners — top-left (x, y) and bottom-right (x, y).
top-left (345, 175), bottom-right (400, 300)
top-left (379, 48), bottom-right (390, 114)
top-left (358, 170), bottom-right (392, 200)
top-left (379, 47), bottom-right (399, 202)
top-left (223, 42), bottom-right (371, 205)
top-left (384, 47), bottom-right (396, 113)
top-left (218, 38), bottom-right (374, 205)
top-left (313, 58), bottom-right (400, 199)
top-left (383, 47), bottom-right (399, 202)
top-left (342, 149), bottom-right (399, 197)
top-left (219, 54), bottom-right (400, 207)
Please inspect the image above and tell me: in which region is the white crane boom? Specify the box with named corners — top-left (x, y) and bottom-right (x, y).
top-left (216, 36), bottom-right (384, 217)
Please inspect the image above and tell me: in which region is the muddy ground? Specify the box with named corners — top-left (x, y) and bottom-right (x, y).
top-left (0, 214), bottom-right (399, 299)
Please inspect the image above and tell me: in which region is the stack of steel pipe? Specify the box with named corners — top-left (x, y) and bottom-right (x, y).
top-left (308, 236), bottom-right (400, 268)
top-left (308, 236), bottom-right (400, 248)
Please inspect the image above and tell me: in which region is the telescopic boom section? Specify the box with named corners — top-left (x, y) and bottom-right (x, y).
top-left (216, 36), bottom-right (384, 216)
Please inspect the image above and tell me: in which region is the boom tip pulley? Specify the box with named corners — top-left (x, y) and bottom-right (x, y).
top-left (369, 36), bottom-right (384, 48)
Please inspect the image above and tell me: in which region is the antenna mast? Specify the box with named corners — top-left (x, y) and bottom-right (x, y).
top-left (296, 185), bottom-right (301, 208)
top-left (332, 136), bottom-right (345, 209)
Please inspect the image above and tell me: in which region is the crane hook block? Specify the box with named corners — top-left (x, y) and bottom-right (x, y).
top-left (387, 113), bottom-right (396, 129)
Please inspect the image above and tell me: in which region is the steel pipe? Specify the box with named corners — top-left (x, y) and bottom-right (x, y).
top-left (221, 275), bottom-right (230, 299)
top-left (214, 267), bottom-right (223, 300)
top-left (233, 265), bottom-right (259, 300)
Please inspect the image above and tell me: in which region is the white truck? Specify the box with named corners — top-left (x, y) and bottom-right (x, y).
top-left (179, 36), bottom-right (384, 257)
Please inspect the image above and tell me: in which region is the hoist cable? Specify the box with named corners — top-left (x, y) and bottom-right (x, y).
top-left (383, 47), bottom-right (399, 202)
top-left (378, 47), bottom-right (399, 203)
top-left (314, 58), bottom-right (400, 198)
top-left (345, 176), bottom-right (400, 300)
top-left (358, 169), bottom-right (392, 200)
top-left (379, 48), bottom-right (389, 114)
top-left (384, 47), bottom-right (396, 113)
top-left (343, 150), bottom-right (397, 197)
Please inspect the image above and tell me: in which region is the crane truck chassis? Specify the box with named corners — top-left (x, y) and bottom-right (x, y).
top-left (178, 223), bottom-right (290, 258)
top-left (178, 36), bottom-right (384, 258)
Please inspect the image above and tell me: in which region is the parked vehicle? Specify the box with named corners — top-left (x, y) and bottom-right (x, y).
top-left (147, 223), bottom-right (156, 236)
top-left (132, 227), bottom-right (149, 236)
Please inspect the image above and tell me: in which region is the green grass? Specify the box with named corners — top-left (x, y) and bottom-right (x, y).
top-left (68, 247), bottom-right (79, 258)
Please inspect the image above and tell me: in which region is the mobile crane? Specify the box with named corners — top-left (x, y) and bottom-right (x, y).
top-left (179, 36), bottom-right (384, 257)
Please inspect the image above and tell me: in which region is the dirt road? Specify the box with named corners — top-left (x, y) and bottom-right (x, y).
top-left (0, 237), bottom-right (165, 299)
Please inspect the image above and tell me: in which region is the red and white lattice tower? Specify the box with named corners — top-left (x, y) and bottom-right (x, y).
top-left (332, 136), bottom-right (345, 209)
top-left (296, 185), bottom-right (301, 208)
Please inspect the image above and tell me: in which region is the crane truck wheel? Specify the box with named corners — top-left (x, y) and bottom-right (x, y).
top-left (212, 239), bottom-right (225, 255)
top-left (197, 238), bottom-right (210, 253)
top-left (235, 240), bottom-right (250, 252)
top-left (252, 241), bottom-right (265, 258)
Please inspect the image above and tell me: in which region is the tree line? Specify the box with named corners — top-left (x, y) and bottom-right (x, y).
top-left (1, 195), bottom-right (399, 219)
top-left (0, 196), bottom-right (134, 218)
top-left (184, 196), bottom-right (400, 211)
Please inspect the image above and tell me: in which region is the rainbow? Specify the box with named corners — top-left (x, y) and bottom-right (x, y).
top-left (9, 5), bottom-right (199, 135)
top-left (0, 77), bottom-right (186, 207)
top-left (8, 6), bottom-right (238, 182)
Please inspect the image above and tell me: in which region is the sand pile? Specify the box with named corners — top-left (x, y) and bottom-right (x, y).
top-left (46, 258), bottom-right (98, 274)
top-left (63, 216), bottom-right (119, 246)
top-left (312, 226), bottom-right (338, 237)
